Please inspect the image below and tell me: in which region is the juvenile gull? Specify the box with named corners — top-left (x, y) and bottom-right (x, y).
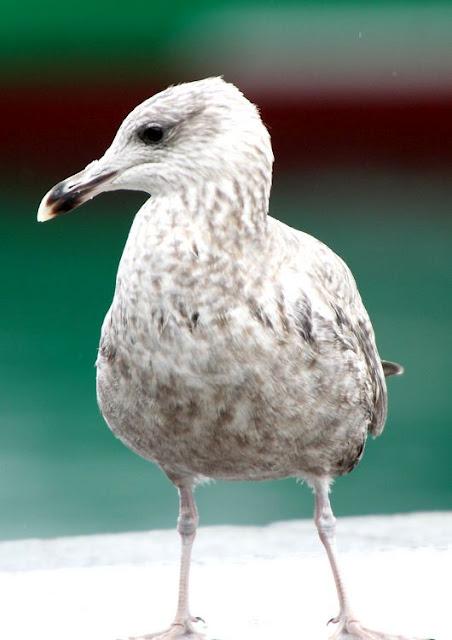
top-left (37, 78), bottom-right (420, 640)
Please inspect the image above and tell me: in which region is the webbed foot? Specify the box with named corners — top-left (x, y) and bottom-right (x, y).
top-left (125, 617), bottom-right (205, 639)
top-left (328, 616), bottom-right (433, 640)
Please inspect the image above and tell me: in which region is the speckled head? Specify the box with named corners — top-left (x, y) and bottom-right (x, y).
top-left (37, 77), bottom-right (274, 222)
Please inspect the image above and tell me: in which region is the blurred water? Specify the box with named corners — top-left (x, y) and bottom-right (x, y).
top-left (1, 168), bottom-right (451, 540)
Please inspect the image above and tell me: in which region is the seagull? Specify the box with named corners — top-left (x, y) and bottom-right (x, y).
top-left (37, 77), bottom-right (422, 640)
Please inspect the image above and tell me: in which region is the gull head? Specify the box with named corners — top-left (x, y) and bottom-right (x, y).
top-left (37, 77), bottom-right (273, 222)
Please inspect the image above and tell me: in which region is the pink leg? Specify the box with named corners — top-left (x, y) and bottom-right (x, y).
top-left (312, 478), bottom-right (430, 640)
top-left (128, 482), bottom-right (203, 639)
top-left (313, 478), bottom-right (353, 623)
top-left (173, 483), bottom-right (199, 626)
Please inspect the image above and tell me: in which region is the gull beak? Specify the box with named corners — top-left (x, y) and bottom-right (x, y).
top-left (37, 162), bottom-right (118, 222)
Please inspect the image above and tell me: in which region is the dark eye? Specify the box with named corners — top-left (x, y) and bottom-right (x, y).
top-left (138, 124), bottom-right (164, 144)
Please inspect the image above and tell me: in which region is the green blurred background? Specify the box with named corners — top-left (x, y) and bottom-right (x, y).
top-left (1, 1), bottom-right (451, 540)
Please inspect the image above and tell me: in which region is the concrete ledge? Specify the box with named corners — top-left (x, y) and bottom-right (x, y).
top-left (0, 512), bottom-right (450, 640)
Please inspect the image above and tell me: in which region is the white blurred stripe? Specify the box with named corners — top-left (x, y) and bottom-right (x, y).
top-left (171, 5), bottom-right (452, 95)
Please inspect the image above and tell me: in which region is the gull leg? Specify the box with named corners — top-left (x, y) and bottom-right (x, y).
top-left (173, 482), bottom-right (200, 629)
top-left (313, 477), bottom-right (431, 640)
top-left (128, 481), bottom-right (204, 640)
top-left (313, 478), bottom-right (352, 625)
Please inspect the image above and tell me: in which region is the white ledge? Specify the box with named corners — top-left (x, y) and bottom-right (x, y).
top-left (0, 512), bottom-right (450, 640)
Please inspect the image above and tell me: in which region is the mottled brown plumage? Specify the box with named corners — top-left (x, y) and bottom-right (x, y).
top-left (38, 78), bottom-right (422, 640)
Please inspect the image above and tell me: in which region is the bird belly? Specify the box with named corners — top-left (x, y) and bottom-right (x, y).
top-left (96, 316), bottom-right (369, 481)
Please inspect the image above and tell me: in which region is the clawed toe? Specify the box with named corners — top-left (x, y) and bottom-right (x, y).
top-left (125, 620), bottom-right (205, 640)
top-left (126, 632), bottom-right (204, 640)
top-left (328, 616), bottom-right (432, 640)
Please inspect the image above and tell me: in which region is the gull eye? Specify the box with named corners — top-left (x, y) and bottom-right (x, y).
top-left (138, 124), bottom-right (164, 145)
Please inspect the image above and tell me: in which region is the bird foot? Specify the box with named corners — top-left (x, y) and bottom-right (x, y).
top-left (328, 616), bottom-right (434, 640)
top-left (126, 618), bottom-right (206, 640)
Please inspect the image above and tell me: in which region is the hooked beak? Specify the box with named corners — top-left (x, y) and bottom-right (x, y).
top-left (37, 162), bottom-right (118, 222)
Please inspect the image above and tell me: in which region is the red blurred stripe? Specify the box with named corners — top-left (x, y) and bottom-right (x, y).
top-left (266, 95), bottom-right (452, 169)
top-left (4, 84), bottom-right (452, 174)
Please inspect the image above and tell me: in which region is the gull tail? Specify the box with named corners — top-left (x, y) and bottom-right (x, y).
top-left (382, 360), bottom-right (404, 377)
